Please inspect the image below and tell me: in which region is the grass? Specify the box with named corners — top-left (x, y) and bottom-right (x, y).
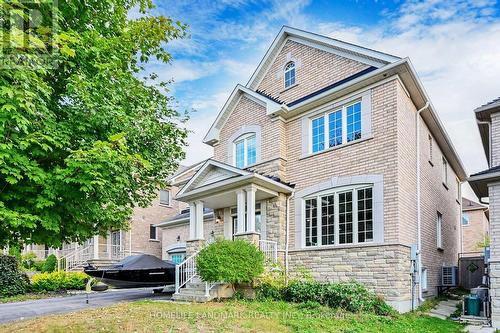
top-left (0, 292), bottom-right (67, 304)
top-left (0, 299), bottom-right (465, 333)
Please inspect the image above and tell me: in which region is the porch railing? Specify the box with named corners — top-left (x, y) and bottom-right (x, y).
top-left (174, 251), bottom-right (218, 297)
top-left (259, 240), bottom-right (278, 264)
top-left (58, 243), bottom-right (94, 271)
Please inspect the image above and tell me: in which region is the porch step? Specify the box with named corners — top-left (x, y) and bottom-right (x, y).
top-left (172, 283), bottom-right (233, 303)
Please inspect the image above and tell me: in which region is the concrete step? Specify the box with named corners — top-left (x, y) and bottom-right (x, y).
top-left (428, 313), bottom-right (448, 320)
top-left (172, 293), bottom-right (211, 303)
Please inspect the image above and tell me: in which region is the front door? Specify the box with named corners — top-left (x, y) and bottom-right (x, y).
top-left (231, 203), bottom-right (263, 239)
top-left (111, 230), bottom-right (121, 258)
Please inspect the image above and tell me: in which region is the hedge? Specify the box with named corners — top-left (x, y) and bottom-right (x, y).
top-left (0, 255), bottom-right (30, 297)
top-left (257, 280), bottom-right (394, 316)
top-left (31, 271), bottom-right (90, 292)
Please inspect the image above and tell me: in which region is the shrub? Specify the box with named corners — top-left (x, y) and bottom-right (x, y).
top-left (21, 252), bottom-right (38, 270)
top-left (0, 255), bottom-right (30, 297)
top-left (42, 254), bottom-right (57, 272)
top-left (196, 239), bottom-right (264, 284)
top-left (255, 263), bottom-right (287, 300)
top-left (33, 260), bottom-right (46, 272)
top-left (31, 271), bottom-right (90, 292)
top-left (283, 280), bottom-right (394, 316)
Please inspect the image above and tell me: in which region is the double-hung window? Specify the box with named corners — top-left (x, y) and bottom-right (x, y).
top-left (437, 212), bottom-right (443, 249)
top-left (310, 100), bottom-right (362, 153)
top-left (159, 189), bottom-right (171, 206)
top-left (442, 157), bottom-right (448, 186)
top-left (234, 134), bottom-right (256, 168)
top-left (304, 185), bottom-right (373, 247)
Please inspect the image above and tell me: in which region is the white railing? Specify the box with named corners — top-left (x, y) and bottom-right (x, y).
top-left (174, 251), bottom-right (218, 297)
top-left (259, 240), bottom-right (278, 264)
top-left (58, 243), bottom-right (93, 271)
top-left (175, 251), bottom-right (198, 294)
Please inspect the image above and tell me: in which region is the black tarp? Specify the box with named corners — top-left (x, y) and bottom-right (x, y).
top-left (110, 254), bottom-right (175, 270)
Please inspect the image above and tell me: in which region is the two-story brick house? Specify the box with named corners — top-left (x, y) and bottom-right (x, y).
top-left (161, 26), bottom-right (466, 311)
top-left (468, 97), bottom-right (500, 328)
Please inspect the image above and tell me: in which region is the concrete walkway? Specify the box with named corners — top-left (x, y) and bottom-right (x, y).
top-left (428, 299), bottom-right (460, 320)
top-left (0, 288), bottom-right (172, 324)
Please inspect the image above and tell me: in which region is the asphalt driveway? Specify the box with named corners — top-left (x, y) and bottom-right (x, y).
top-left (0, 288), bottom-right (172, 324)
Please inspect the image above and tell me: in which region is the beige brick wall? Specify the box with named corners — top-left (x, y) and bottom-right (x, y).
top-left (462, 209), bottom-right (489, 253)
top-left (123, 186), bottom-right (187, 258)
top-left (396, 79), bottom-right (461, 297)
top-left (257, 40), bottom-right (369, 104)
top-left (491, 112), bottom-right (500, 167)
top-left (488, 183), bottom-right (500, 328)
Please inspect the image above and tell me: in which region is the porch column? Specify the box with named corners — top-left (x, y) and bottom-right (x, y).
top-left (107, 232), bottom-right (112, 259)
top-left (236, 189), bottom-right (246, 234)
top-left (246, 186), bottom-right (257, 233)
top-left (189, 202), bottom-right (196, 240)
top-left (195, 200), bottom-right (204, 239)
top-left (93, 235), bottom-right (99, 259)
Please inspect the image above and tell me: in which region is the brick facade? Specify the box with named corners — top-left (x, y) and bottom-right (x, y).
top-left (461, 208), bottom-right (489, 253)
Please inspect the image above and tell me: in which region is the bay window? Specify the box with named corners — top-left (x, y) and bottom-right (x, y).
top-left (304, 185), bottom-right (374, 247)
top-left (310, 100), bottom-right (363, 153)
top-left (234, 133), bottom-right (256, 168)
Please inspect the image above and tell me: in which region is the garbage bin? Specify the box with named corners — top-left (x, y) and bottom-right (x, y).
top-left (466, 295), bottom-right (481, 316)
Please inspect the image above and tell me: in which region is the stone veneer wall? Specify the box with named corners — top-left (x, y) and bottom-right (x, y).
top-left (288, 244), bottom-right (412, 312)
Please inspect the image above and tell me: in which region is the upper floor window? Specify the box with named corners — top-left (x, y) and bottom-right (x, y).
top-left (310, 101), bottom-right (362, 153)
top-left (442, 157), bottom-right (448, 186)
top-left (284, 61), bottom-right (296, 89)
top-left (149, 224), bottom-right (157, 240)
top-left (159, 189), bottom-right (171, 206)
top-left (304, 185), bottom-right (373, 247)
top-left (428, 134), bottom-right (433, 164)
top-left (456, 178), bottom-right (461, 201)
top-left (234, 133), bottom-right (256, 168)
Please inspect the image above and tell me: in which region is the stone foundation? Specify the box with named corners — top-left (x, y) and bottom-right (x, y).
top-left (288, 243), bottom-right (412, 312)
top-left (186, 239), bottom-right (205, 256)
top-left (234, 232), bottom-right (260, 245)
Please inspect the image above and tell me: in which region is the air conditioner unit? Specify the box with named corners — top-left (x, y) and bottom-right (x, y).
top-left (442, 266), bottom-right (458, 286)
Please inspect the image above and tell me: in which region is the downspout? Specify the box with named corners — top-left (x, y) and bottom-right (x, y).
top-left (416, 102), bottom-right (429, 303)
top-left (285, 190), bottom-right (295, 284)
top-left (477, 120), bottom-right (492, 167)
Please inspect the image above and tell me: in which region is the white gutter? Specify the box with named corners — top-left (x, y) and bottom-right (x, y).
top-left (416, 102), bottom-right (429, 303)
top-left (285, 190), bottom-right (295, 284)
top-left (477, 120), bottom-right (492, 167)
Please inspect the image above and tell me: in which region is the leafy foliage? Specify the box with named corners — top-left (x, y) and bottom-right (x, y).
top-left (0, 255), bottom-right (30, 297)
top-left (0, 0), bottom-right (188, 247)
top-left (42, 254), bottom-right (57, 273)
top-left (196, 239), bottom-right (265, 284)
top-left (257, 278), bottom-right (394, 316)
top-left (31, 271), bottom-right (89, 292)
top-left (20, 252), bottom-right (38, 270)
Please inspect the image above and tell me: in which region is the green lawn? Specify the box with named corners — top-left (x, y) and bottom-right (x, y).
top-left (0, 299), bottom-right (465, 332)
top-left (0, 292), bottom-right (66, 304)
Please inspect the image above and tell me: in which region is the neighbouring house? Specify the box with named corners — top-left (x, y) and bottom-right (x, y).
top-left (461, 198), bottom-right (489, 253)
top-left (157, 26), bottom-right (467, 311)
top-left (21, 164), bottom-right (202, 270)
top-left (468, 97), bottom-right (500, 328)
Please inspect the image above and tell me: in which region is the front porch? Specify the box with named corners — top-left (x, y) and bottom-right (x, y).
top-left (175, 159), bottom-right (294, 256)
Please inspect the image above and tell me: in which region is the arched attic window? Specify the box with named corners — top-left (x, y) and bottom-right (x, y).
top-left (284, 61), bottom-right (296, 89)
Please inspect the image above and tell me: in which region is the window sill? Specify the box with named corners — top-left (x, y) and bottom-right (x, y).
top-left (281, 83), bottom-right (298, 93)
top-left (149, 239), bottom-right (160, 242)
top-left (442, 183), bottom-right (449, 190)
top-left (293, 241), bottom-right (385, 252)
top-left (159, 204), bottom-right (172, 208)
top-left (300, 135), bottom-right (373, 160)
top-left (428, 160), bottom-right (434, 167)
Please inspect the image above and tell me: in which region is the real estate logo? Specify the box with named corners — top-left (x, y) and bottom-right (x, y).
top-left (0, 0), bottom-right (58, 69)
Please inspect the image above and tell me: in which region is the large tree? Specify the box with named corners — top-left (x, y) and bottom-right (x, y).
top-left (0, 0), bottom-right (188, 247)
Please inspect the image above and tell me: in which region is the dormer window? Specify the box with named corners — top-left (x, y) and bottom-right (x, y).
top-left (284, 61), bottom-right (296, 89)
top-left (234, 133), bottom-right (256, 168)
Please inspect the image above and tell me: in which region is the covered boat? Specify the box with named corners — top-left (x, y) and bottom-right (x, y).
top-left (84, 254), bottom-right (176, 288)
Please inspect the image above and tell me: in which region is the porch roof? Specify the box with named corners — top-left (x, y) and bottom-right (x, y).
top-left (175, 159), bottom-right (294, 209)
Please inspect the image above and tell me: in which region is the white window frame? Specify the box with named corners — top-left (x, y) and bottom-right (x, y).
top-left (159, 189), bottom-right (171, 206)
top-left (230, 202), bottom-right (262, 237)
top-left (303, 184), bottom-right (374, 247)
top-left (421, 268), bottom-right (428, 291)
top-left (233, 133), bottom-right (256, 168)
top-left (437, 211), bottom-right (443, 249)
top-left (284, 61), bottom-right (296, 89)
top-left (428, 134), bottom-right (433, 164)
top-left (309, 100), bottom-right (362, 154)
top-left (456, 178), bottom-right (461, 201)
top-left (149, 224), bottom-right (157, 240)
top-left (442, 157), bottom-right (448, 186)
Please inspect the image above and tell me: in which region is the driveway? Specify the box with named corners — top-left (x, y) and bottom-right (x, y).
top-left (0, 288), bottom-right (172, 324)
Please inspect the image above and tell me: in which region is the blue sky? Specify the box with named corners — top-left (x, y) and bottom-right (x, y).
top-left (142, 0), bottom-right (500, 193)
